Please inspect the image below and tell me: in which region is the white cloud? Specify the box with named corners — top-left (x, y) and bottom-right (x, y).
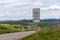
top-left (0, 14), bottom-right (5, 16)
top-left (0, 0), bottom-right (17, 4)
top-left (33, 2), bottom-right (43, 6)
top-left (0, 12), bottom-right (10, 16)
top-left (4, 0), bottom-right (43, 8)
top-left (0, 0), bottom-right (60, 20)
top-left (41, 5), bottom-right (60, 10)
top-left (41, 12), bottom-right (60, 19)
top-left (49, 5), bottom-right (60, 9)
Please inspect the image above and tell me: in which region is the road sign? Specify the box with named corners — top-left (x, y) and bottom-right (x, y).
top-left (33, 8), bottom-right (40, 22)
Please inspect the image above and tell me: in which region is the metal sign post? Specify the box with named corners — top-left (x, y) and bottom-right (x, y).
top-left (33, 8), bottom-right (40, 40)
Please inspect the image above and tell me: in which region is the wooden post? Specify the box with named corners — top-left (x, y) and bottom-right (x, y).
top-left (35, 22), bottom-right (38, 40)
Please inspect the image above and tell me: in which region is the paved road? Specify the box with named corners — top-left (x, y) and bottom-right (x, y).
top-left (0, 31), bottom-right (35, 40)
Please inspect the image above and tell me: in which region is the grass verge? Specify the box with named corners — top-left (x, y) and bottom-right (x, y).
top-left (19, 28), bottom-right (60, 40)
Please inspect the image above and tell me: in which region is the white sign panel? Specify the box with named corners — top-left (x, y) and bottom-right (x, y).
top-left (33, 8), bottom-right (40, 22)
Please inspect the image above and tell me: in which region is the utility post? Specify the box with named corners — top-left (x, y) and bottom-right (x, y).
top-left (33, 8), bottom-right (40, 40)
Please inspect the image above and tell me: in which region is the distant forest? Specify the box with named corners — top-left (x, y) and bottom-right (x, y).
top-left (0, 19), bottom-right (60, 24)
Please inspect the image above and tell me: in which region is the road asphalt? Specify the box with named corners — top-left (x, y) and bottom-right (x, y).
top-left (0, 31), bottom-right (35, 40)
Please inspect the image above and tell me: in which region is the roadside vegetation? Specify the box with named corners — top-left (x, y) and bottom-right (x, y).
top-left (0, 22), bottom-right (55, 34)
top-left (0, 24), bottom-right (20, 34)
top-left (19, 28), bottom-right (60, 40)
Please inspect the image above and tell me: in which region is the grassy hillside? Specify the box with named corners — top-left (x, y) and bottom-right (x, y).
top-left (0, 24), bottom-right (20, 34)
top-left (19, 29), bottom-right (60, 40)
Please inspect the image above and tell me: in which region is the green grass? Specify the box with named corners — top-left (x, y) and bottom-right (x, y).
top-left (0, 28), bottom-right (20, 34)
top-left (19, 28), bottom-right (60, 40)
top-left (0, 24), bottom-right (20, 34)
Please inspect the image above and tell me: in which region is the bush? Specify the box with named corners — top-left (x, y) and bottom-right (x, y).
top-left (0, 24), bottom-right (20, 34)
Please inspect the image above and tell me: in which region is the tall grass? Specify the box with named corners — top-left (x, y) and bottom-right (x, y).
top-left (0, 24), bottom-right (20, 34)
top-left (19, 28), bottom-right (60, 40)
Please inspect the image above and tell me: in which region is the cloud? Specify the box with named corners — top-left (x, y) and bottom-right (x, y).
top-left (3, 0), bottom-right (43, 8)
top-left (0, 12), bottom-right (10, 16)
top-left (41, 12), bottom-right (60, 19)
top-left (41, 5), bottom-right (60, 10)
top-left (0, 0), bottom-right (60, 20)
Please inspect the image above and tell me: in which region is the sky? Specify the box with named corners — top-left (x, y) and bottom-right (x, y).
top-left (0, 0), bottom-right (60, 20)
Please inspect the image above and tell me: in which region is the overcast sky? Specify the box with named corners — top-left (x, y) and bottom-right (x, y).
top-left (0, 0), bottom-right (60, 20)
